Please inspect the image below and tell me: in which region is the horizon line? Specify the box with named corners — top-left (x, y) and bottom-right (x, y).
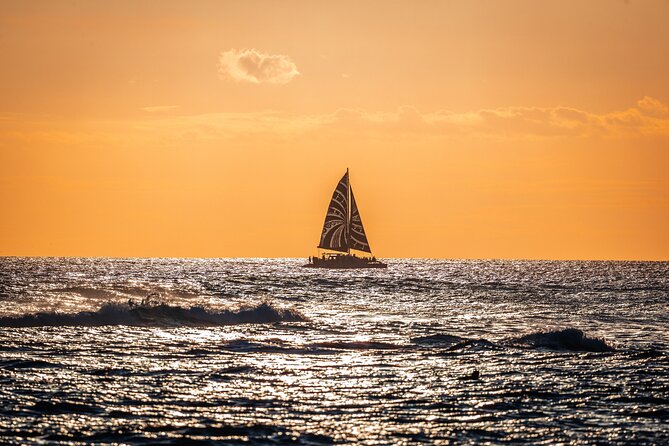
top-left (1, 255), bottom-right (667, 262)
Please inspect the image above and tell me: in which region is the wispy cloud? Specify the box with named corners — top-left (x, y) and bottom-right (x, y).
top-left (310, 97), bottom-right (669, 139)
top-left (142, 105), bottom-right (179, 113)
top-left (218, 49), bottom-right (299, 85)
top-left (99, 97), bottom-right (668, 147)
top-left (4, 98), bottom-right (669, 146)
top-left (637, 96), bottom-right (669, 117)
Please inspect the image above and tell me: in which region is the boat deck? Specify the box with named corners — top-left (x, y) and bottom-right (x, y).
top-left (304, 255), bottom-right (387, 269)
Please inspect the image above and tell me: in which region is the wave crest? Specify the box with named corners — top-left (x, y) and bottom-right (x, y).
top-left (510, 328), bottom-right (614, 352)
top-left (0, 302), bottom-right (306, 327)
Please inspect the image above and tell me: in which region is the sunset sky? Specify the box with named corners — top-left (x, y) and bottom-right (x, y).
top-left (1, 0), bottom-right (668, 259)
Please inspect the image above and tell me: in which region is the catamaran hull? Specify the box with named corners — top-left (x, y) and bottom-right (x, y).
top-left (303, 256), bottom-right (387, 269)
top-left (303, 263), bottom-right (387, 269)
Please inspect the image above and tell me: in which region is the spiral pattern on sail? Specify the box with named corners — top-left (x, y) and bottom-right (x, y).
top-left (317, 172), bottom-right (349, 252)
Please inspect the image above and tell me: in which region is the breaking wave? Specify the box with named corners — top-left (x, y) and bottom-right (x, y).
top-left (411, 329), bottom-right (615, 353)
top-left (510, 328), bottom-right (614, 352)
top-left (0, 302), bottom-right (306, 327)
top-left (411, 334), bottom-right (502, 352)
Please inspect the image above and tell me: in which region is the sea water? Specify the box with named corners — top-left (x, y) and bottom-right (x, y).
top-left (0, 258), bottom-right (667, 444)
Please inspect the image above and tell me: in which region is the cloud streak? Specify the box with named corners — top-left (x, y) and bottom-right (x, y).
top-left (310, 97), bottom-right (669, 139)
top-left (3, 98), bottom-right (669, 146)
top-left (218, 49), bottom-right (299, 85)
top-left (102, 97), bottom-right (668, 147)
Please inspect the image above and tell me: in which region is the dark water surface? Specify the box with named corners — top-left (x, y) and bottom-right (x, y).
top-left (0, 258), bottom-right (668, 444)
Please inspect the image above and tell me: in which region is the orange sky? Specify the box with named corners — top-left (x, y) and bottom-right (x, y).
top-left (1, 0), bottom-right (668, 260)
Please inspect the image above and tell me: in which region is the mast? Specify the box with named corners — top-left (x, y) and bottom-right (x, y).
top-left (346, 168), bottom-right (351, 256)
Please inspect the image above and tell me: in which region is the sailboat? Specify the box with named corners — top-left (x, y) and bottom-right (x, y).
top-left (304, 169), bottom-right (387, 269)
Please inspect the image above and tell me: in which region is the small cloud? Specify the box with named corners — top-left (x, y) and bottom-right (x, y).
top-left (341, 73), bottom-right (350, 79)
top-left (142, 105), bottom-right (179, 113)
top-left (218, 48), bottom-right (299, 85)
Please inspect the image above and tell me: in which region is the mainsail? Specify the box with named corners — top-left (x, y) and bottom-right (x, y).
top-left (317, 172), bottom-right (350, 253)
top-left (349, 187), bottom-right (371, 252)
top-left (317, 170), bottom-right (372, 254)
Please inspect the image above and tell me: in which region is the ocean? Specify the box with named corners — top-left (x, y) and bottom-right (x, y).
top-left (0, 258), bottom-right (667, 445)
